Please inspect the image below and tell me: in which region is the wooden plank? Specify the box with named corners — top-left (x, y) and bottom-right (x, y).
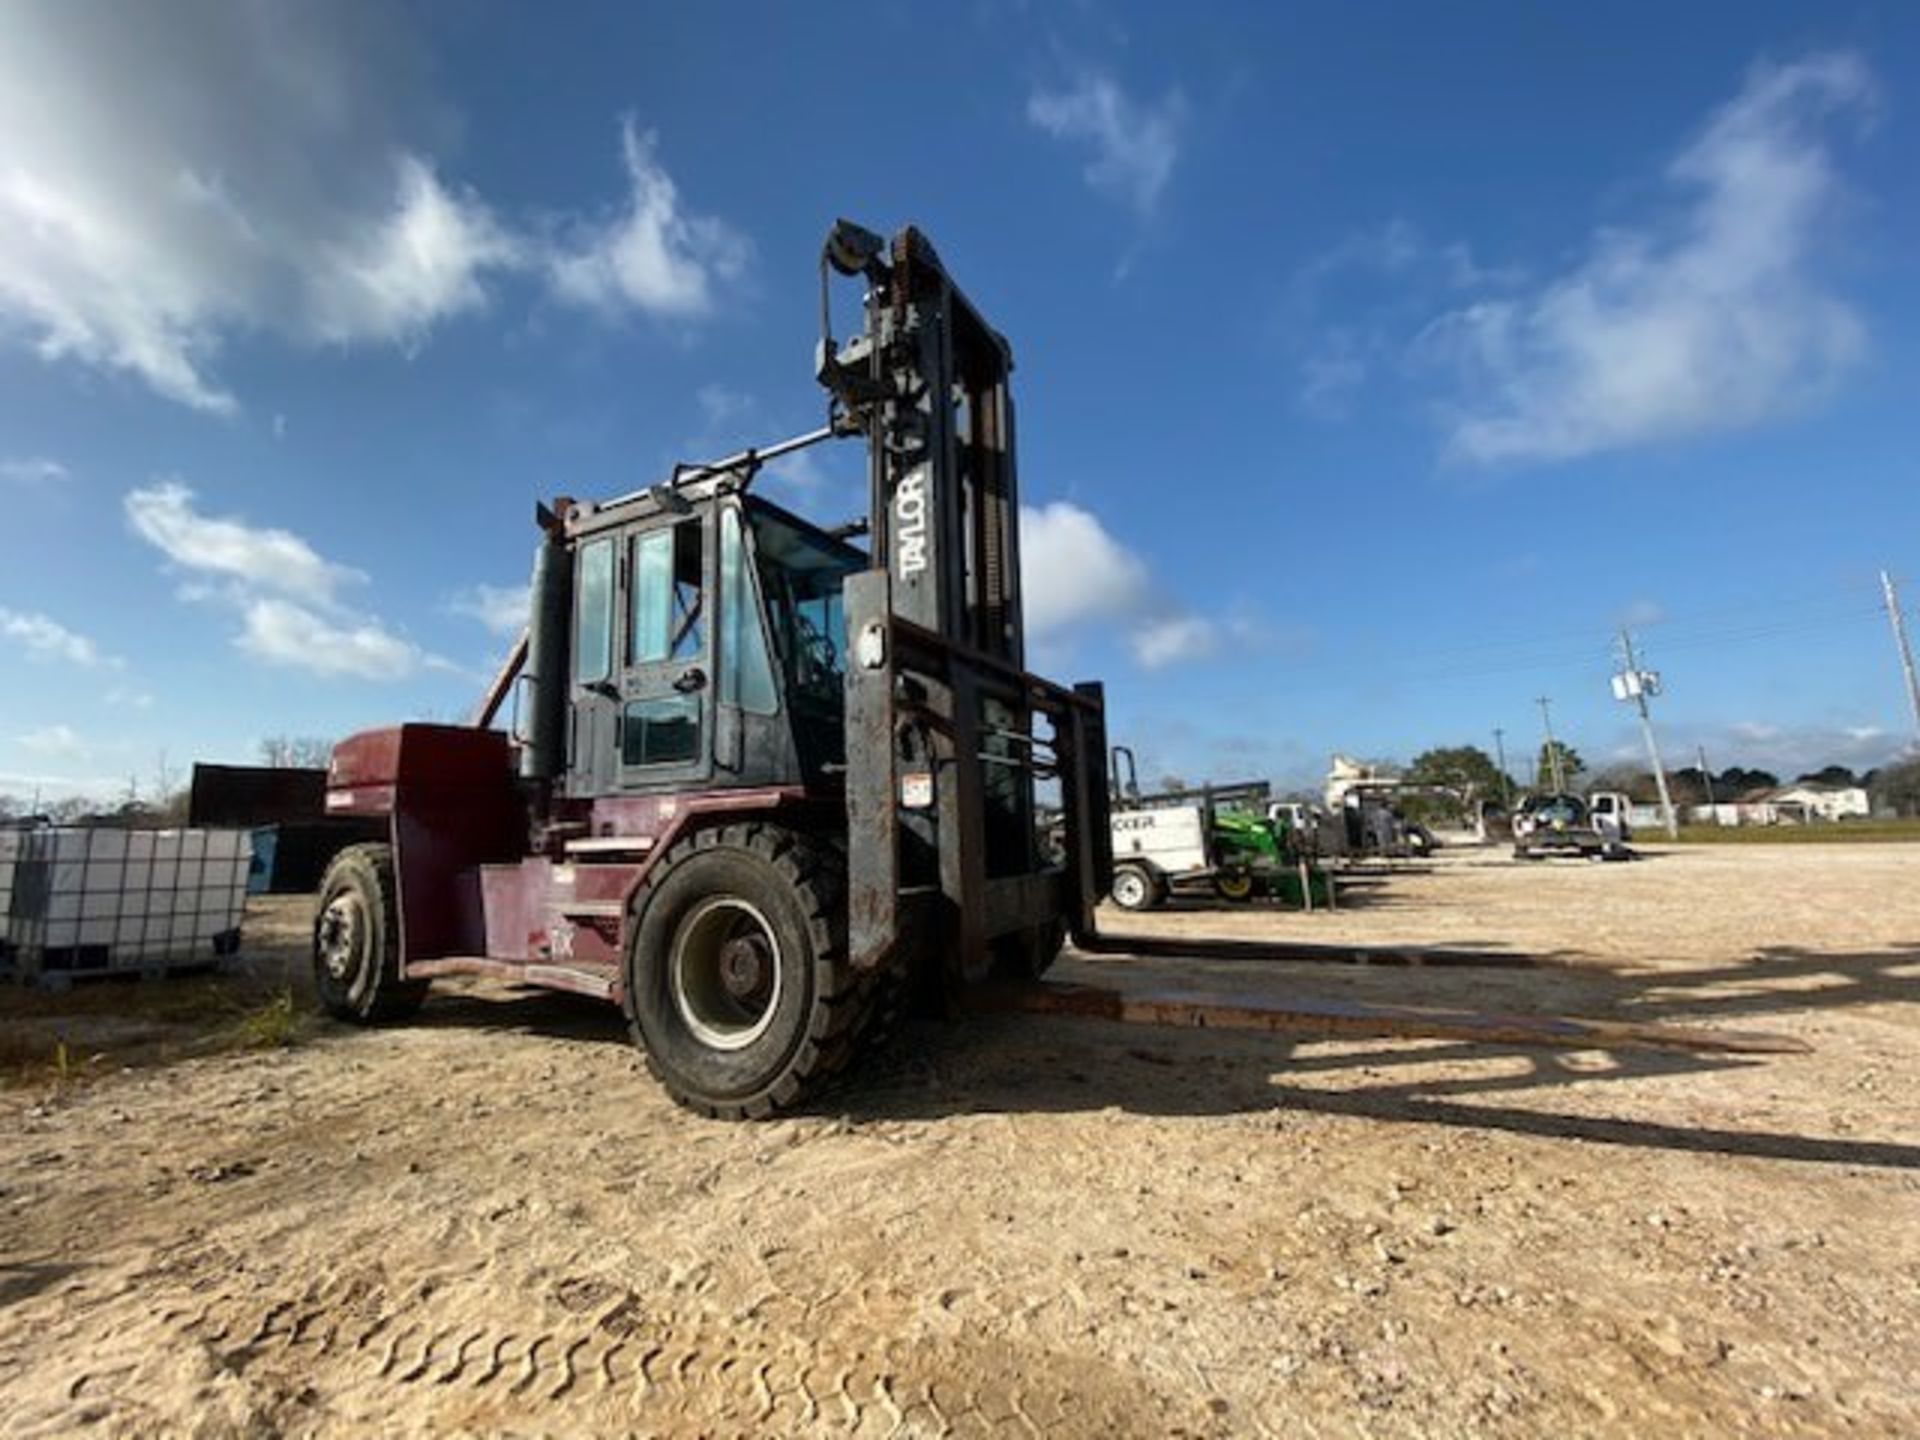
top-left (969, 980), bottom-right (1810, 1057)
top-left (1079, 933), bottom-right (1557, 970)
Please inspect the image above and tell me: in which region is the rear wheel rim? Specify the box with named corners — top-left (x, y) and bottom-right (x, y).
top-left (670, 897), bottom-right (784, 1052)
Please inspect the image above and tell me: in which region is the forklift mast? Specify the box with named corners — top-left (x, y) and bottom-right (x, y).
top-left (814, 222), bottom-right (1111, 982)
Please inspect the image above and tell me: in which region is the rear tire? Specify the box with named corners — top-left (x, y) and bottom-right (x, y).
top-left (622, 823), bottom-right (877, 1120)
top-left (1213, 870), bottom-right (1257, 902)
top-left (313, 843), bottom-right (428, 1023)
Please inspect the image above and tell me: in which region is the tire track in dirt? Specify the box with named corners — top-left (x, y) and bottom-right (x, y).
top-left (5, 1254), bottom-right (1176, 1435)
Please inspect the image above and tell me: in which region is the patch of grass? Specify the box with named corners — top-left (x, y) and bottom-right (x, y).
top-left (223, 987), bottom-right (308, 1051)
top-left (0, 1035), bottom-right (107, 1093)
top-left (1660, 821), bottom-right (1920, 844)
top-left (1, 970), bottom-right (315, 1091)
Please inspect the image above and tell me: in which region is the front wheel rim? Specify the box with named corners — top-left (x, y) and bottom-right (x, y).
top-left (670, 897), bottom-right (784, 1052)
top-left (1114, 871), bottom-right (1147, 907)
top-left (317, 894), bottom-right (363, 982)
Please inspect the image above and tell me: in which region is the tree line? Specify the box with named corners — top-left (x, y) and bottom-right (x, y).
top-left (1395, 744), bottom-right (1920, 820)
top-left (0, 735), bottom-right (333, 827)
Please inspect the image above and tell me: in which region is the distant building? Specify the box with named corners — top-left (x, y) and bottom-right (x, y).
top-left (1763, 784), bottom-right (1871, 822)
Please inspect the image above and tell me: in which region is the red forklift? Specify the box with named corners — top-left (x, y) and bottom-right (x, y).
top-left (317, 222), bottom-right (1800, 1119)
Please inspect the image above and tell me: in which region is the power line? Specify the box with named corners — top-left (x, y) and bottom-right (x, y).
top-left (1375, 579), bottom-right (1884, 667)
top-left (1378, 606), bottom-right (1886, 688)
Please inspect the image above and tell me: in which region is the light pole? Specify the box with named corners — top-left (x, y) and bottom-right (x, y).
top-left (1613, 630), bottom-right (1678, 839)
top-left (1535, 697), bottom-right (1566, 794)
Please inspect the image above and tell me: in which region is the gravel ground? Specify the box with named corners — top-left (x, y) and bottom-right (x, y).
top-left (2, 842), bottom-right (1916, 1436)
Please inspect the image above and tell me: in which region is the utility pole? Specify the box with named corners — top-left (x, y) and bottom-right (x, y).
top-left (1492, 727), bottom-right (1512, 805)
top-left (1881, 570), bottom-right (1920, 744)
top-left (1535, 697), bottom-right (1566, 793)
top-left (1616, 630), bottom-right (1678, 839)
top-left (1698, 745), bottom-right (1715, 808)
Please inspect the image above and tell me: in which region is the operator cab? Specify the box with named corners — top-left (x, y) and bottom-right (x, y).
top-left (524, 488), bottom-right (865, 799)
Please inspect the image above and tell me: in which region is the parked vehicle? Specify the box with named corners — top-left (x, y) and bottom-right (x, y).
top-left (1513, 793), bottom-right (1631, 861)
top-left (1107, 751), bottom-right (1329, 909)
top-left (1588, 790), bottom-right (1633, 844)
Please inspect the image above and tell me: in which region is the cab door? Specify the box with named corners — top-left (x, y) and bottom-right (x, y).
top-left (616, 514), bottom-right (714, 790)
top-left (567, 532), bottom-right (622, 796)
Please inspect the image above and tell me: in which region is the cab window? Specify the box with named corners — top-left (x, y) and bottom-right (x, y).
top-left (573, 537), bottom-right (614, 683)
top-left (631, 522), bottom-right (704, 665)
top-left (719, 507), bottom-right (779, 714)
top-left (621, 696), bottom-right (700, 765)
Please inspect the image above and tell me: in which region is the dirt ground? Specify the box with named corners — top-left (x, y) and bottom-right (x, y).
top-left (3, 843), bottom-right (1917, 1437)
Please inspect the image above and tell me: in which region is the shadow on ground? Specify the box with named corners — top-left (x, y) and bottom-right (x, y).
top-left (388, 940), bottom-right (1920, 1173)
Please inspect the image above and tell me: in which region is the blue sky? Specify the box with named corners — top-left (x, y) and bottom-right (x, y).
top-left (3, 1), bottom-right (1918, 802)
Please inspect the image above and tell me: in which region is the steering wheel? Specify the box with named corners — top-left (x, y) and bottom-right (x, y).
top-left (793, 611), bottom-right (839, 684)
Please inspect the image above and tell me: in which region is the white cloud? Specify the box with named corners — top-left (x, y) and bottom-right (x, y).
top-left (105, 687), bottom-right (155, 711)
top-left (695, 383), bottom-right (753, 428)
top-left (0, 8), bottom-right (745, 412)
top-left (1020, 501), bottom-right (1152, 636)
top-left (124, 480), bottom-right (425, 680)
top-left (1426, 52), bottom-right (1873, 464)
top-left (0, 608), bottom-right (115, 668)
top-left (1288, 221), bottom-right (1521, 417)
top-left (1296, 331), bottom-right (1370, 419)
top-left (548, 122), bottom-right (750, 319)
top-left (1, 456), bottom-right (69, 483)
top-left (1130, 614), bottom-right (1220, 669)
top-left (447, 582), bottom-right (531, 637)
top-left (307, 156), bottom-right (522, 347)
top-left (125, 480), bottom-right (358, 605)
top-left (236, 597), bottom-right (420, 680)
top-left (1018, 501), bottom-right (1215, 667)
top-left (0, 771), bottom-right (127, 805)
top-left (1653, 718), bottom-right (1906, 779)
top-left (17, 724), bottom-right (87, 759)
top-left (1028, 73), bottom-right (1185, 214)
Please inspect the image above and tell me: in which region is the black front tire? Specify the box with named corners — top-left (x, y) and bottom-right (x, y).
top-left (622, 823), bottom-right (878, 1120)
top-left (313, 843), bottom-right (428, 1023)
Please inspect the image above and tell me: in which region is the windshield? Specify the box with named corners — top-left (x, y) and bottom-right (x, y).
top-left (747, 503), bottom-right (864, 707)
top-left (1525, 795), bottom-right (1589, 826)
